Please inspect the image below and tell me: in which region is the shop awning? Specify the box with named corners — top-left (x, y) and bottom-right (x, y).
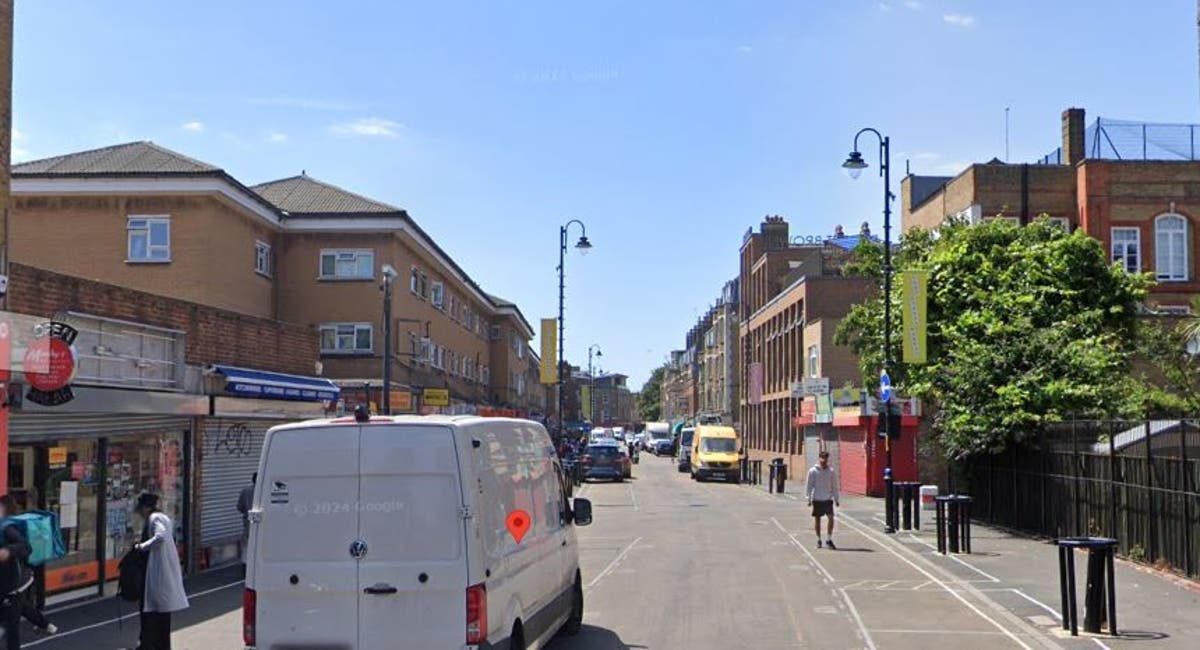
top-left (211, 365), bottom-right (340, 402)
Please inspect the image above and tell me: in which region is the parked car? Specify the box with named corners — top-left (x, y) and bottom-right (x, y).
top-left (582, 442), bottom-right (625, 482)
top-left (653, 437), bottom-right (674, 456)
top-left (244, 414), bottom-right (592, 650)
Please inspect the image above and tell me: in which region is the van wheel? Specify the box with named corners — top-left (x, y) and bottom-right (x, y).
top-left (510, 622), bottom-right (526, 650)
top-left (562, 574), bottom-right (584, 636)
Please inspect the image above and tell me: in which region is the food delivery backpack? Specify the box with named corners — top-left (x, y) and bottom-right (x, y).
top-left (0, 511), bottom-right (67, 566)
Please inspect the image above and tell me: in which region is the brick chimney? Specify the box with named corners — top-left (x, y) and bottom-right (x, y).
top-left (1062, 107), bottom-right (1086, 165)
top-left (761, 215), bottom-right (789, 251)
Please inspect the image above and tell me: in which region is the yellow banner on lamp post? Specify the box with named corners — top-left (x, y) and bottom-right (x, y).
top-left (901, 270), bottom-right (930, 364)
top-left (540, 319), bottom-right (558, 384)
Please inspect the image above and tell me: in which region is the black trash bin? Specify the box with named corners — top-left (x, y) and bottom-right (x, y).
top-left (935, 495), bottom-right (973, 554)
top-left (1056, 537), bottom-right (1118, 637)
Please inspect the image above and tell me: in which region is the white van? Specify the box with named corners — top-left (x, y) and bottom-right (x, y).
top-left (243, 414), bottom-right (593, 650)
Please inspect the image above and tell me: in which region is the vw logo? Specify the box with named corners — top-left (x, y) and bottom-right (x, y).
top-left (349, 540), bottom-right (368, 559)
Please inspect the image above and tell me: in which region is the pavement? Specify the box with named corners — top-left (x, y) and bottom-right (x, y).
top-left (23, 454), bottom-right (1200, 649)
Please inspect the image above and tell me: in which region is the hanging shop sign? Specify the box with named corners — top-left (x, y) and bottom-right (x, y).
top-left (23, 321), bottom-right (79, 407)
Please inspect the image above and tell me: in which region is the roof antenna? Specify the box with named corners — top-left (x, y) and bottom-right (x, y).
top-left (301, 169), bottom-right (306, 176)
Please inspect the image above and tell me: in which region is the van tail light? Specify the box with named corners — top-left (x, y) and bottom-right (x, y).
top-left (243, 588), bottom-right (257, 647)
top-left (466, 582), bottom-right (488, 644)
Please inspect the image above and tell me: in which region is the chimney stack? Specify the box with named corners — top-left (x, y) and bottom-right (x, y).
top-left (1062, 107), bottom-right (1086, 165)
top-left (761, 215), bottom-right (789, 251)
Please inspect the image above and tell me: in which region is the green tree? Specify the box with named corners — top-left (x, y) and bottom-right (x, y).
top-left (835, 217), bottom-right (1150, 458)
top-left (637, 365), bottom-right (666, 421)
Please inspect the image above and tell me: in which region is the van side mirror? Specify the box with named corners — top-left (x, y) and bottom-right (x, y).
top-left (572, 498), bottom-right (593, 526)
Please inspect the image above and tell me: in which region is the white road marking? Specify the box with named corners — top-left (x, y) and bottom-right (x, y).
top-left (837, 514), bottom-right (1036, 650)
top-left (905, 533), bottom-right (1002, 583)
top-left (771, 518), bottom-right (834, 583)
top-left (839, 589), bottom-right (879, 650)
top-left (1092, 638), bottom-right (1113, 650)
top-left (629, 482), bottom-right (639, 511)
top-left (585, 536), bottom-right (643, 590)
top-left (26, 580), bottom-right (244, 647)
top-left (870, 629), bottom-right (1012, 636)
top-left (1009, 589), bottom-right (1062, 620)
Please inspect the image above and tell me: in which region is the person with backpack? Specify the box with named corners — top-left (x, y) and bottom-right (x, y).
top-left (125, 493), bottom-right (188, 650)
top-left (0, 496), bottom-right (53, 637)
top-left (0, 498), bottom-right (32, 650)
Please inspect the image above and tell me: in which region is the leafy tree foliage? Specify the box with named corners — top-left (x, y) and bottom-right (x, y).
top-left (835, 217), bottom-right (1149, 458)
top-left (637, 365), bottom-right (666, 421)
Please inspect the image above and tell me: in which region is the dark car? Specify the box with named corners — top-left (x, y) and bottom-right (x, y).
top-left (653, 438), bottom-right (674, 456)
top-left (582, 444), bottom-right (625, 482)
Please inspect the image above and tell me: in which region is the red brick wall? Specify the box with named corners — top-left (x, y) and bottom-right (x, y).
top-left (9, 263), bottom-right (318, 375)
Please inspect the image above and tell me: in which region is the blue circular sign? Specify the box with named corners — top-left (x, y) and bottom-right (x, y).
top-left (879, 370), bottom-right (892, 403)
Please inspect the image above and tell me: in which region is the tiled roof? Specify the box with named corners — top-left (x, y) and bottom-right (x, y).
top-left (13, 141), bottom-right (221, 175)
top-left (252, 175), bottom-right (403, 215)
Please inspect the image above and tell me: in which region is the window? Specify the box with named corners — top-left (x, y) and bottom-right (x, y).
top-left (1156, 214), bottom-right (1189, 281)
top-left (127, 216), bottom-right (170, 262)
top-left (1047, 217), bottom-right (1070, 231)
top-left (319, 323), bottom-right (372, 354)
top-left (808, 345), bottom-right (819, 378)
top-left (481, 365), bottom-right (490, 386)
top-left (1111, 228), bottom-right (1141, 273)
top-left (410, 267), bottom-right (420, 294)
top-left (431, 282), bottom-right (445, 308)
top-left (986, 216), bottom-right (1020, 226)
top-left (320, 249), bottom-right (374, 280)
top-left (254, 240), bottom-right (272, 276)
top-left (448, 295), bottom-right (457, 320)
top-left (420, 273), bottom-right (428, 298)
top-left (461, 356), bottom-right (469, 377)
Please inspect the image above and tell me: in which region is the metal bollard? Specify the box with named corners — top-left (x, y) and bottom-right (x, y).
top-left (1057, 537), bottom-right (1118, 637)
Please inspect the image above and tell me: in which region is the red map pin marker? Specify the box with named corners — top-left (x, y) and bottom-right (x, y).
top-left (506, 509), bottom-right (531, 544)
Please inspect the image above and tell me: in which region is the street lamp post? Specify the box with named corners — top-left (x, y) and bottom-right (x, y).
top-left (588, 344), bottom-right (602, 426)
top-left (380, 264), bottom-right (398, 414)
top-left (558, 220), bottom-right (593, 439)
top-left (842, 127), bottom-right (897, 534)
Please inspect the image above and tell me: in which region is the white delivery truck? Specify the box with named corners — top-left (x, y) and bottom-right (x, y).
top-left (244, 414), bottom-right (593, 650)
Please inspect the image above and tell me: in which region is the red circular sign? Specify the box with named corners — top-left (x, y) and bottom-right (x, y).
top-left (24, 338), bottom-right (77, 392)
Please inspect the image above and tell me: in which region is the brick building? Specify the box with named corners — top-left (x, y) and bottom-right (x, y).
top-left (904, 107), bottom-right (1200, 312)
top-left (695, 279), bottom-right (740, 425)
top-left (5, 140), bottom-right (544, 598)
top-left (738, 217), bottom-right (873, 474)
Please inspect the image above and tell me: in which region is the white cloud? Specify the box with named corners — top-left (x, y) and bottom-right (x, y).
top-left (904, 1), bottom-right (924, 10)
top-left (182, 121), bottom-right (205, 132)
top-left (332, 117), bottom-right (403, 138)
top-left (943, 13), bottom-right (977, 27)
top-left (737, 44), bottom-right (753, 54)
top-left (877, 2), bottom-right (892, 11)
top-left (269, 131), bottom-right (288, 143)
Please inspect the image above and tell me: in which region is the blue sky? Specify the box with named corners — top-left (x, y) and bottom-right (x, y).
top-left (12, 1), bottom-right (1200, 390)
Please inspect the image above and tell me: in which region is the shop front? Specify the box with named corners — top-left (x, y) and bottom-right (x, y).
top-left (832, 397), bottom-right (921, 496)
top-left (8, 388), bottom-right (205, 603)
top-left (197, 367), bottom-right (337, 568)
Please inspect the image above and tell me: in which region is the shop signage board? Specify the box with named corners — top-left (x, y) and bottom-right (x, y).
top-left (48, 446), bottom-right (68, 469)
top-left (24, 321), bottom-right (79, 406)
top-left (391, 390), bottom-right (413, 412)
top-left (424, 388), bottom-right (450, 407)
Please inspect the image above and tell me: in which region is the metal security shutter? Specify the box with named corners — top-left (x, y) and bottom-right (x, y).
top-left (10, 413), bottom-right (194, 441)
top-left (199, 419), bottom-right (280, 546)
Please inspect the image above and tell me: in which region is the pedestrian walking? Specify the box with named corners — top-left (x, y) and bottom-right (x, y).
top-left (0, 496), bottom-right (54, 637)
top-left (126, 493), bottom-right (189, 650)
top-left (0, 498), bottom-right (31, 650)
top-left (237, 474), bottom-right (256, 569)
top-left (805, 451), bottom-right (840, 550)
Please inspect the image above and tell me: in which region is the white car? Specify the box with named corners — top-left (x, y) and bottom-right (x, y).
top-left (244, 414), bottom-right (593, 650)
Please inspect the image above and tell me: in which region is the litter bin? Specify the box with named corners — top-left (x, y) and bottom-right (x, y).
top-left (935, 495), bottom-right (973, 554)
top-left (894, 481), bottom-right (921, 530)
top-left (1056, 537), bottom-right (1118, 637)
top-left (769, 458), bottom-right (787, 494)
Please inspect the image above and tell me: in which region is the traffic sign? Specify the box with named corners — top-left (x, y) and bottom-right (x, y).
top-left (879, 370), bottom-right (892, 403)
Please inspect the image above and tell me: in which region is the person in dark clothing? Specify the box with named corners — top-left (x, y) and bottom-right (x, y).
top-left (0, 498), bottom-right (32, 650)
top-left (0, 496), bottom-right (53, 636)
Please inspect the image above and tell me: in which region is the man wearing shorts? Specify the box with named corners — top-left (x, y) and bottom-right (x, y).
top-left (806, 451), bottom-right (840, 549)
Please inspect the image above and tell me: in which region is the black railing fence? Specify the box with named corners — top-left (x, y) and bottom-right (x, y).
top-left (966, 420), bottom-right (1200, 578)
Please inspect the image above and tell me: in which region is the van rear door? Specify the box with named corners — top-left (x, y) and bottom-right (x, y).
top-left (357, 424), bottom-right (468, 649)
top-left (254, 424), bottom-right (360, 649)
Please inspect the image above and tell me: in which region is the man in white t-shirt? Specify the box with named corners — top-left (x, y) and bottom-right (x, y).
top-left (806, 450), bottom-right (840, 549)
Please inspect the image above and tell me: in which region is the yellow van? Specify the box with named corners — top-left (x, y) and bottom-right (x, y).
top-left (690, 425), bottom-right (740, 483)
